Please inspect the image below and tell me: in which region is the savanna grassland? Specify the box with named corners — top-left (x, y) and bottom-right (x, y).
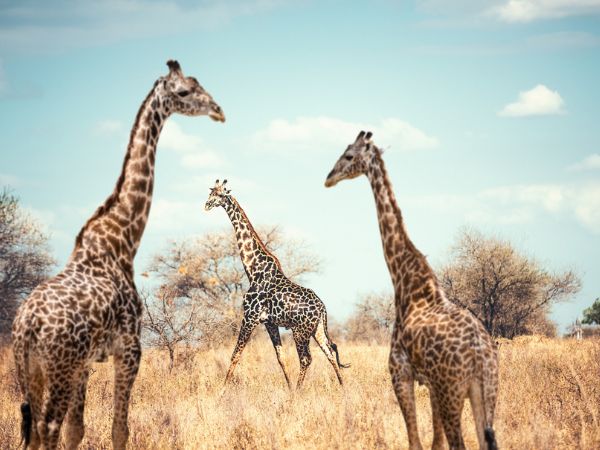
top-left (0, 336), bottom-right (599, 449)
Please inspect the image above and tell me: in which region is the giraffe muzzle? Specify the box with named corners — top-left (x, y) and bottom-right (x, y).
top-left (324, 170), bottom-right (338, 187)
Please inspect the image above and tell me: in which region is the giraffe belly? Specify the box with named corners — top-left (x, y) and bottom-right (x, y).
top-left (89, 332), bottom-right (114, 363)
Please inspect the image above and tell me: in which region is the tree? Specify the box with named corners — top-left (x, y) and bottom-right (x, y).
top-left (582, 298), bottom-right (600, 325)
top-left (142, 287), bottom-right (204, 371)
top-left (142, 225), bottom-right (321, 353)
top-left (440, 229), bottom-right (580, 338)
top-left (344, 291), bottom-right (394, 343)
top-left (0, 188), bottom-right (55, 336)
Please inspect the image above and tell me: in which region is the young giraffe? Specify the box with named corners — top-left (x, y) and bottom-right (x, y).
top-left (325, 131), bottom-right (499, 450)
top-left (11, 60), bottom-right (225, 450)
top-left (205, 180), bottom-right (349, 389)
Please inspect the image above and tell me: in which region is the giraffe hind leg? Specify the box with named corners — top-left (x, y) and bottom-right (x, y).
top-left (436, 385), bottom-right (468, 450)
top-left (313, 320), bottom-right (343, 385)
top-left (469, 380), bottom-right (487, 450)
top-left (27, 362), bottom-right (45, 450)
top-left (39, 373), bottom-right (74, 450)
top-left (293, 335), bottom-right (312, 389)
top-left (65, 368), bottom-right (89, 450)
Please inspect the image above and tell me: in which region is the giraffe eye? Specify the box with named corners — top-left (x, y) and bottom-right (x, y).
top-left (177, 90), bottom-right (190, 97)
top-left (344, 155), bottom-right (353, 161)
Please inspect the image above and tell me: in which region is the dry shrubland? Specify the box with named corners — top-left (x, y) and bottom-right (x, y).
top-left (0, 335), bottom-right (599, 449)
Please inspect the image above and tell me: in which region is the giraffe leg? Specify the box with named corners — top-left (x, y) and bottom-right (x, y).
top-left (429, 389), bottom-right (446, 450)
top-left (65, 367), bottom-right (89, 450)
top-left (468, 380), bottom-right (487, 450)
top-left (437, 385), bottom-right (468, 450)
top-left (224, 317), bottom-right (259, 386)
top-left (312, 319), bottom-right (343, 385)
top-left (293, 335), bottom-right (312, 389)
top-left (28, 362), bottom-right (45, 450)
top-left (265, 322), bottom-right (291, 389)
top-left (112, 336), bottom-right (141, 450)
top-left (389, 346), bottom-right (423, 450)
top-left (39, 374), bottom-right (73, 450)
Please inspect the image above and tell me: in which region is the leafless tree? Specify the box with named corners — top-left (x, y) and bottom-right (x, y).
top-left (142, 225), bottom-right (321, 352)
top-left (344, 291), bottom-right (394, 343)
top-left (0, 188), bottom-right (55, 336)
top-left (439, 229), bottom-right (580, 338)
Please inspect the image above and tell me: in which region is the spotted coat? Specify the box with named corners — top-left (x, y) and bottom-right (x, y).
top-left (325, 131), bottom-right (499, 450)
top-left (205, 180), bottom-right (349, 389)
top-left (11, 60), bottom-right (225, 450)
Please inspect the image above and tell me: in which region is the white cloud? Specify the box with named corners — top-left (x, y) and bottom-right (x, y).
top-left (568, 154), bottom-right (600, 171)
top-left (480, 184), bottom-right (565, 212)
top-left (159, 121), bottom-right (223, 169)
top-left (0, 0), bottom-right (290, 54)
top-left (253, 116), bottom-right (439, 153)
top-left (574, 185), bottom-right (600, 233)
top-left (409, 182), bottom-right (600, 233)
top-left (499, 84), bottom-right (565, 117)
top-left (93, 119), bottom-right (123, 136)
top-left (490, 0), bottom-right (600, 22)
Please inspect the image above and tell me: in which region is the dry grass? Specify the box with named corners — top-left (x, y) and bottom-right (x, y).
top-left (1, 335), bottom-right (599, 449)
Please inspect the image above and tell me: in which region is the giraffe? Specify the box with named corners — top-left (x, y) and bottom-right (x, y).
top-left (205, 180), bottom-right (349, 389)
top-left (324, 131), bottom-right (499, 450)
top-left (11, 60), bottom-right (225, 450)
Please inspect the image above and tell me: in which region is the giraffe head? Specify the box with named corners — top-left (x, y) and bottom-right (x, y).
top-left (324, 130), bottom-right (375, 187)
top-left (205, 179), bottom-right (231, 211)
top-left (163, 60), bottom-right (225, 122)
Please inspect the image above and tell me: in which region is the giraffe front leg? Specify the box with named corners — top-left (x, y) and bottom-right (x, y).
top-left (293, 334), bottom-right (312, 389)
top-left (112, 336), bottom-right (141, 450)
top-left (223, 317), bottom-right (259, 387)
top-left (265, 322), bottom-right (291, 389)
top-left (65, 367), bottom-right (89, 450)
top-left (389, 347), bottom-right (423, 450)
top-left (429, 388), bottom-right (446, 450)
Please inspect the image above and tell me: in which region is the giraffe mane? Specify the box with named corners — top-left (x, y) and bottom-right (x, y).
top-left (231, 196), bottom-right (283, 271)
top-left (372, 147), bottom-right (423, 260)
top-left (74, 80), bottom-right (160, 248)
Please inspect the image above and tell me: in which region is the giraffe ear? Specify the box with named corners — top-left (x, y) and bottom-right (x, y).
top-left (166, 60), bottom-right (183, 77)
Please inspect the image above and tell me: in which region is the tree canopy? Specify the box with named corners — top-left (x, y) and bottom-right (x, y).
top-left (440, 229), bottom-right (580, 338)
top-left (582, 298), bottom-right (600, 325)
top-left (0, 188), bottom-right (55, 335)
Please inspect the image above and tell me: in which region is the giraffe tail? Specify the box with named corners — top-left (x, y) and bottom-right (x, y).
top-left (484, 427), bottom-right (498, 450)
top-left (478, 334), bottom-right (498, 450)
top-left (322, 314), bottom-right (350, 369)
top-left (21, 403), bottom-right (32, 448)
top-left (330, 342), bottom-right (351, 369)
top-left (14, 333), bottom-right (33, 448)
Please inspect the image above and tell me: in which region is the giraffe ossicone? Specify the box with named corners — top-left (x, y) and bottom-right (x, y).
top-left (205, 180), bottom-right (350, 390)
top-left (12, 59), bottom-right (225, 450)
top-left (325, 132), bottom-right (499, 450)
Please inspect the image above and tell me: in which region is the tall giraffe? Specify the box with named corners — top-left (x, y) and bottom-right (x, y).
top-left (325, 131), bottom-right (499, 450)
top-left (11, 60), bottom-right (225, 450)
top-left (205, 180), bottom-right (349, 389)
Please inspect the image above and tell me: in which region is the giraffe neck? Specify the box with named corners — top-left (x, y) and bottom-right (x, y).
top-left (222, 196), bottom-right (282, 280)
top-left (72, 80), bottom-right (171, 275)
top-left (366, 150), bottom-right (444, 315)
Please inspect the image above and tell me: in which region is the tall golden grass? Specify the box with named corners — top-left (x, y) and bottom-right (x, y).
top-left (0, 335), bottom-right (599, 449)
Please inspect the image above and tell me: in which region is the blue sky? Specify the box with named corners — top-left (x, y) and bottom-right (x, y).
top-left (1, 0), bottom-right (599, 332)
